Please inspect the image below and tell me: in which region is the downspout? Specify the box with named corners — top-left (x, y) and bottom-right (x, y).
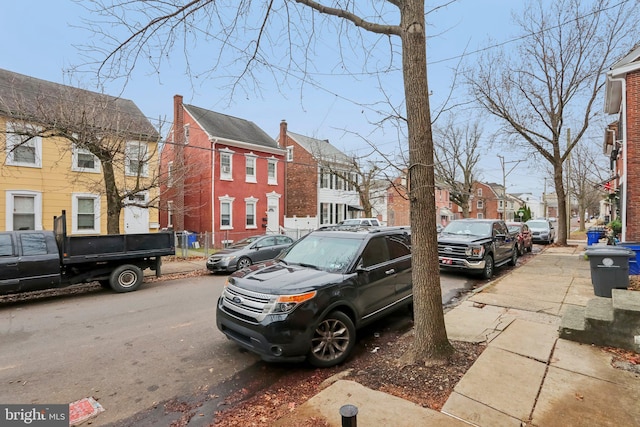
top-left (211, 138), bottom-right (218, 243)
top-left (606, 128), bottom-right (616, 224)
top-left (610, 76), bottom-right (627, 241)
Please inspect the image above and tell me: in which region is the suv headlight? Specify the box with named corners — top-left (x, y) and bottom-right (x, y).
top-left (465, 246), bottom-right (485, 258)
top-left (270, 291), bottom-right (317, 314)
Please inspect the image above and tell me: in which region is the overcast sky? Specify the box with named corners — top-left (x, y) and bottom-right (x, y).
top-left (0, 1), bottom-right (613, 197)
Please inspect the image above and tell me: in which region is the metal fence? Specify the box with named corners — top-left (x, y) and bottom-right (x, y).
top-left (172, 227), bottom-right (314, 258)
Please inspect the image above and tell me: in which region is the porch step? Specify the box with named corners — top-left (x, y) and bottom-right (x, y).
top-left (559, 290), bottom-right (640, 352)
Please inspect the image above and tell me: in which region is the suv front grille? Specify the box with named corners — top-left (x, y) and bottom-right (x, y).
top-left (221, 283), bottom-right (275, 322)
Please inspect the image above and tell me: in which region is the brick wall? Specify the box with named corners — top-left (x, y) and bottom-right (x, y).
top-left (280, 121), bottom-right (318, 217)
top-left (626, 71), bottom-right (640, 240)
top-left (387, 175), bottom-right (410, 226)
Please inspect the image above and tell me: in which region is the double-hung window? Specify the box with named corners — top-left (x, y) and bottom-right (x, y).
top-left (220, 151), bottom-right (233, 180)
top-left (5, 122), bottom-right (42, 168)
top-left (245, 197), bottom-right (258, 228)
top-left (245, 154), bottom-right (257, 183)
top-left (72, 145), bottom-right (100, 173)
top-left (126, 141), bottom-right (149, 177)
top-left (267, 159), bottom-right (277, 185)
top-left (72, 194), bottom-right (100, 234)
top-left (219, 196), bottom-right (234, 229)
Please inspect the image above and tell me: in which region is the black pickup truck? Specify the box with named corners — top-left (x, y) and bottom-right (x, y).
top-left (216, 226), bottom-right (412, 368)
top-left (437, 219), bottom-right (517, 279)
top-left (0, 211), bottom-right (175, 295)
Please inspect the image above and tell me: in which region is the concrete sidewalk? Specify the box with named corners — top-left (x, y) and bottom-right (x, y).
top-left (276, 243), bottom-right (640, 426)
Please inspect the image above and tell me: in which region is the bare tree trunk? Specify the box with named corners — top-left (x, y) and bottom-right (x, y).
top-left (102, 160), bottom-right (123, 234)
top-left (401, 0), bottom-right (453, 364)
top-left (554, 164), bottom-right (567, 245)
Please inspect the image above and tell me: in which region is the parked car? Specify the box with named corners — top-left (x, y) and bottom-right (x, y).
top-left (526, 219), bottom-right (556, 244)
top-left (437, 219), bottom-right (518, 279)
top-left (206, 235), bottom-right (294, 273)
top-left (506, 222), bottom-right (533, 255)
top-left (216, 226), bottom-right (412, 367)
top-left (338, 218), bottom-right (381, 227)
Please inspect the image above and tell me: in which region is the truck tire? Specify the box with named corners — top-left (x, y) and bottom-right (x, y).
top-left (509, 247), bottom-right (518, 266)
top-left (480, 254), bottom-right (494, 280)
top-left (109, 264), bottom-right (144, 292)
top-left (307, 311), bottom-right (355, 368)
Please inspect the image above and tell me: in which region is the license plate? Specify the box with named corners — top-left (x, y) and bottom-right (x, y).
top-left (441, 258), bottom-right (453, 265)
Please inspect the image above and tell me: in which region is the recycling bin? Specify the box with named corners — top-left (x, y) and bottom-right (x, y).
top-left (585, 247), bottom-right (635, 297)
top-left (586, 230), bottom-right (601, 246)
top-left (618, 242), bottom-right (640, 275)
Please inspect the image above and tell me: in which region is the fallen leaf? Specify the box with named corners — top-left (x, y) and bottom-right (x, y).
top-left (574, 393), bottom-right (584, 401)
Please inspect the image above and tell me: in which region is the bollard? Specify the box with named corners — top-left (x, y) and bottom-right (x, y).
top-left (340, 404), bottom-right (358, 427)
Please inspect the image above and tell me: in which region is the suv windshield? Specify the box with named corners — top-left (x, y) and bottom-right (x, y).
top-left (280, 235), bottom-right (362, 273)
top-left (442, 221), bottom-right (491, 237)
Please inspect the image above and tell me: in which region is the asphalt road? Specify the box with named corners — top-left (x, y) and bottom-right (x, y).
top-left (0, 253), bottom-right (535, 426)
top-left (0, 275), bottom-right (259, 426)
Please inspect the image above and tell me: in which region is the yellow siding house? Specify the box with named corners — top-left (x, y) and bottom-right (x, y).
top-left (0, 69), bottom-right (161, 234)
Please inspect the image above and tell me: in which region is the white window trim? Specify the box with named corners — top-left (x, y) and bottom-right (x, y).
top-left (167, 161), bottom-right (174, 187)
top-left (183, 124), bottom-right (190, 145)
top-left (167, 200), bottom-right (174, 228)
top-left (72, 193), bottom-right (101, 234)
top-left (245, 196), bottom-right (258, 229)
top-left (220, 149), bottom-right (234, 181)
top-left (5, 122), bottom-right (42, 168)
top-left (125, 141), bottom-right (149, 177)
top-left (286, 146), bottom-right (293, 162)
top-left (71, 144), bottom-right (101, 173)
top-left (477, 200), bottom-right (484, 209)
top-left (245, 153), bottom-right (257, 183)
top-left (219, 195), bottom-right (235, 230)
top-left (5, 190), bottom-right (43, 230)
top-left (267, 158), bottom-right (278, 185)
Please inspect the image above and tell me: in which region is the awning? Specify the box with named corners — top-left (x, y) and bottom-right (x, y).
top-left (348, 205), bottom-right (364, 211)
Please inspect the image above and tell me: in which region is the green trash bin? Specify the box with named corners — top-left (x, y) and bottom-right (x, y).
top-left (585, 247), bottom-right (635, 298)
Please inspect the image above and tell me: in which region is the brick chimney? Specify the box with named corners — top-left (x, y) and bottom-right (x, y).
top-left (174, 94), bottom-right (184, 144)
top-left (279, 119), bottom-right (287, 146)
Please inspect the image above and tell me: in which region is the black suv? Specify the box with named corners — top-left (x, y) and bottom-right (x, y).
top-left (216, 226), bottom-right (412, 367)
top-left (437, 219), bottom-right (517, 279)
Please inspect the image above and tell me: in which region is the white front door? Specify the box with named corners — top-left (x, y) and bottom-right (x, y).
top-left (124, 193), bottom-right (149, 234)
top-left (266, 192), bottom-right (281, 234)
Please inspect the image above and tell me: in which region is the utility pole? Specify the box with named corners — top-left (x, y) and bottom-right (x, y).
top-left (543, 177), bottom-right (548, 219)
top-left (498, 155), bottom-right (524, 221)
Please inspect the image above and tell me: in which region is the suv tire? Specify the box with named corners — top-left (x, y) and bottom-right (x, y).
top-left (307, 311), bottom-right (356, 368)
top-left (480, 254), bottom-right (494, 280)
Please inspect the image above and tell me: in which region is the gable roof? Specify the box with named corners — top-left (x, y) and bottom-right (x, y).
top-left (184, 104), bottom-right (279, 149)
top-left (0, 68), bottom-right (159, 140)
top-left (286, 131), bottom-right (351, 164)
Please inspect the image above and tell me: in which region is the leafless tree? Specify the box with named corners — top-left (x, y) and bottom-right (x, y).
top-left (568, 139), bottom-right (610, 231)
top-left (433, 115), bottom-right (484, 217)
top-left (0, 84), bottom-right (162, 234)
top-left (84, 0), bottom-right (455, 363)
top-left (466, 0), bottom-right (638, 245)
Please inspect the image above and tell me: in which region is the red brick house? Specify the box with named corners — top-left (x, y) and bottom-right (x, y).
top-left (468, 182), bottom-right (502, 219)
top-left (277, 120), bottom-right (361, 229)
top-left (160, 95), bottom-right (286, 246)
top-left (604, 44), bottom-right (640, 241)
top-left (386, 171), bottom-right (456, 226)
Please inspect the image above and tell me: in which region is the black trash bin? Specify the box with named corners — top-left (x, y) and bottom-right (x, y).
top-left (585, 247), bottom-right (635, 297)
